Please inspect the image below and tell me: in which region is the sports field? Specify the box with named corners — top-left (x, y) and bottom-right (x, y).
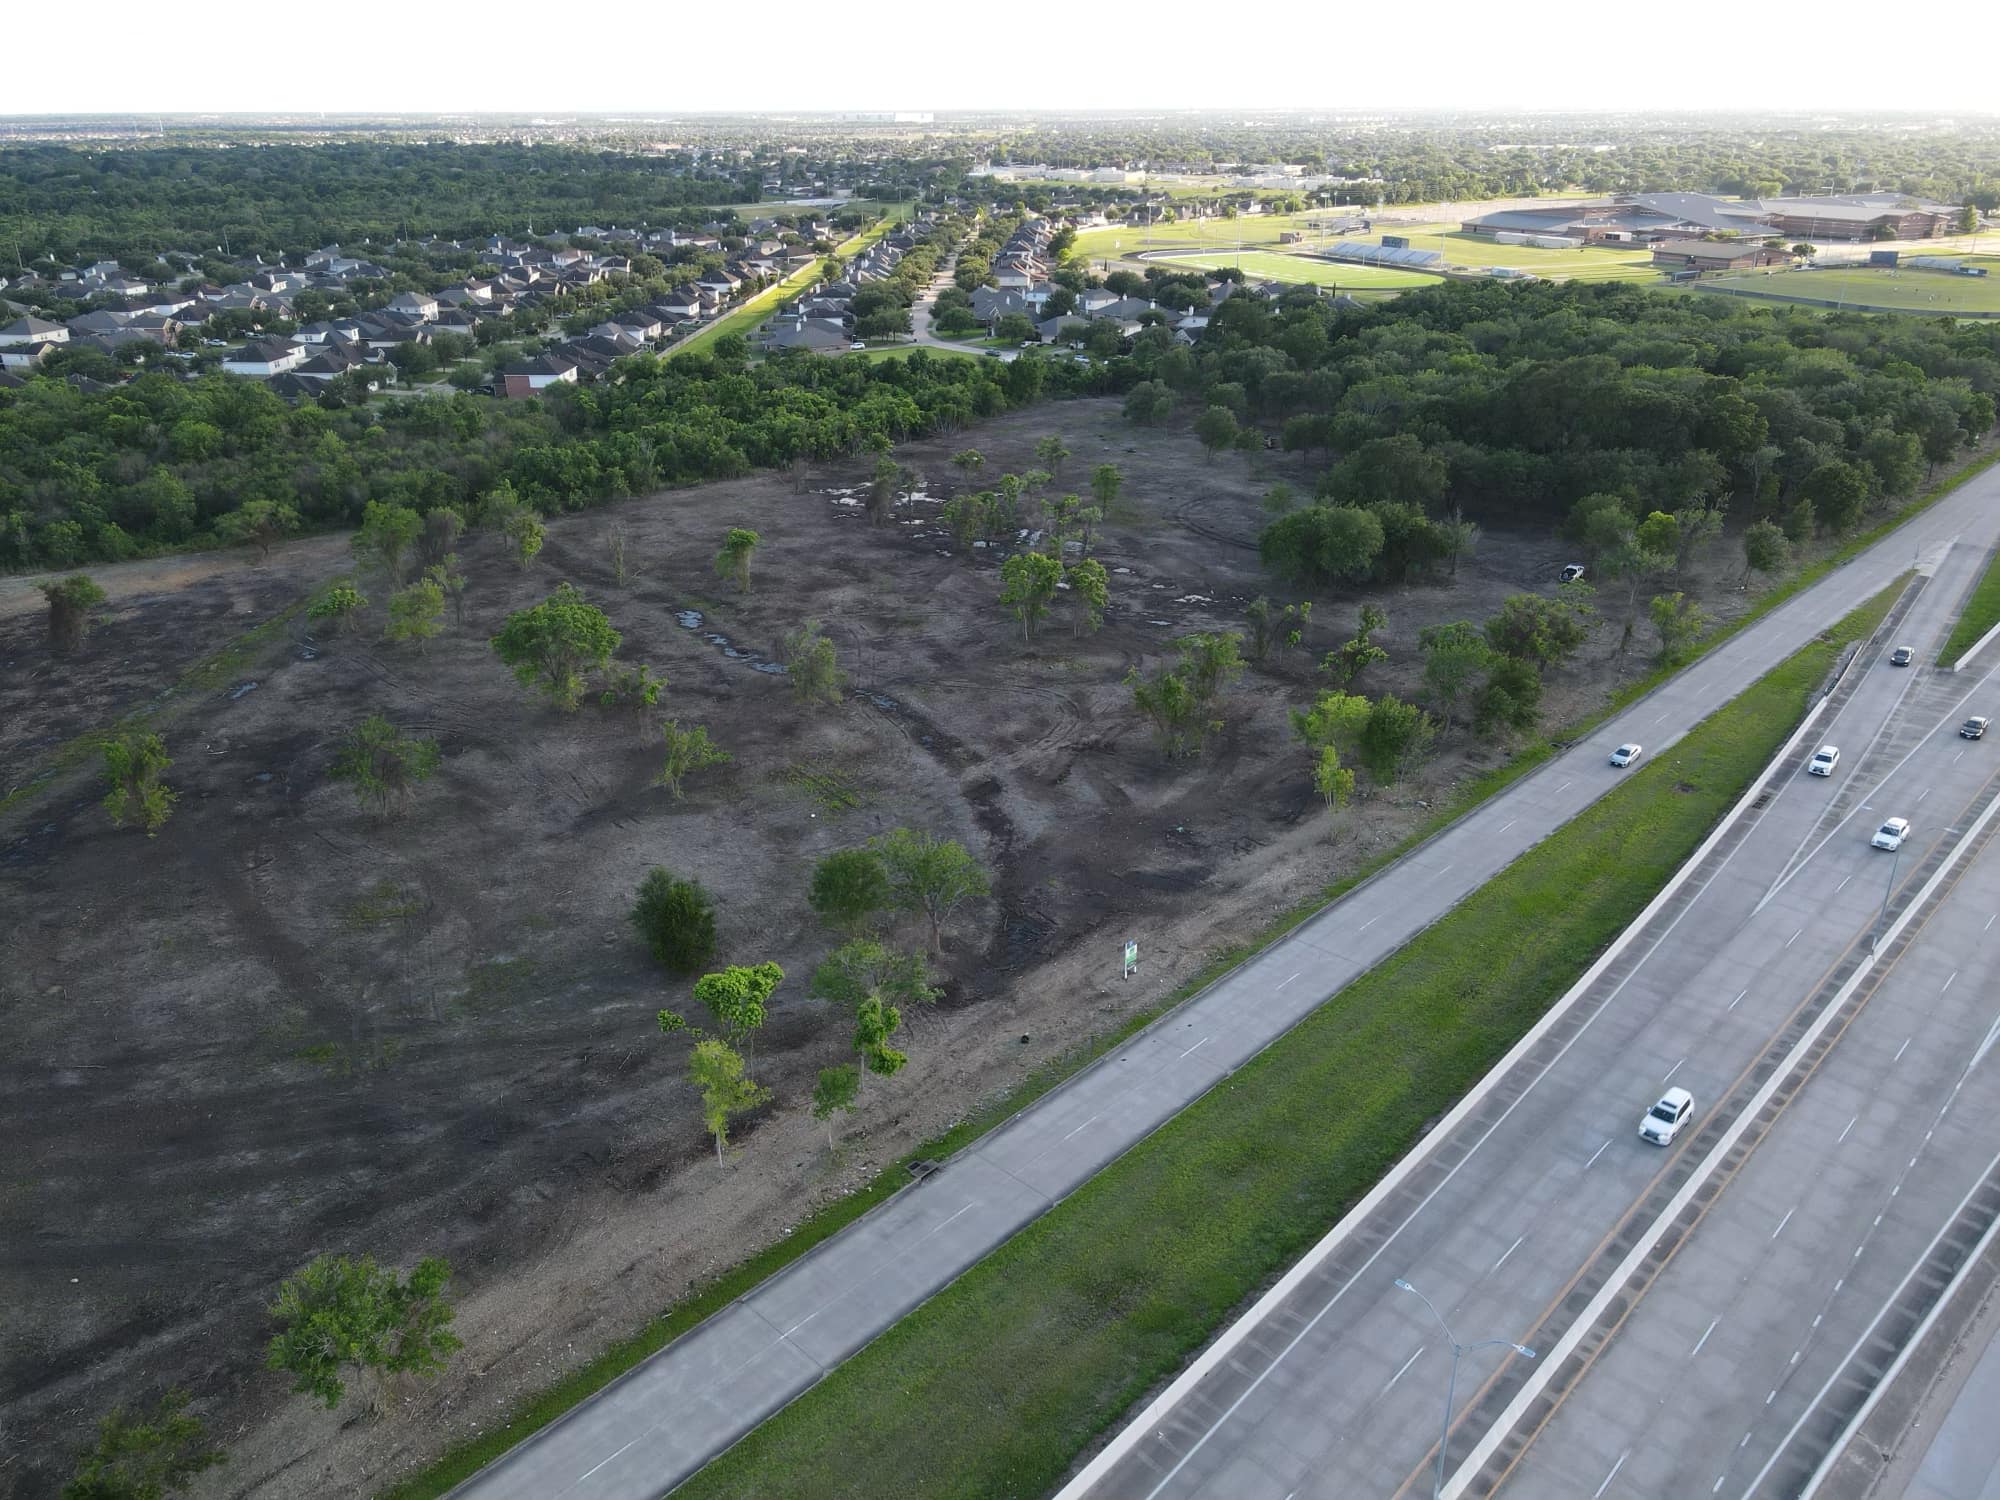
top-left (1695, 263), bottom-right (2000, 315)
top-left (1069, 212), bottom-right (1323, 262)
top-left (1377, 221), bottom-right (1660, 281)
top-left (1144, 248), bottom-right (1443, 290)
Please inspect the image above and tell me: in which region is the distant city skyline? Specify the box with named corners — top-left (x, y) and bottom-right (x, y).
top-left (7, 0), bottom-right (1997, 118)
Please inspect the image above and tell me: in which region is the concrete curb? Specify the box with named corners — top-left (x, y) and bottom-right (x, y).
top-left (1053, 582), bottom-right (1905, 1500)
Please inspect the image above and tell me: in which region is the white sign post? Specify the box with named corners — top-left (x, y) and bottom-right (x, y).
top-left (1122, 940), bottom-right (1138, 979)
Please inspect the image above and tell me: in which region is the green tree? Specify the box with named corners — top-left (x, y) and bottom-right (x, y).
top-left (61, 1388), bottom-right (224, 1500)
top-left (490, 583), bottom-right (619, 710)
top-left (1312, 744), bottom-right (1355, 817)
top-left (425, 556), bottom-right (467, 626)
top-left (812, 1064), bottom-right (860, 1147)
top-left (215, 499), bottom-right (300, 561)
top-left (1194, 404), bottom-right (1239, 461)
top-left (307, 581), bottom-right (367, 634)
top-left (1419, 620), bottom-right (1491, 731)
top-left (783, 618), bottom-right (845, 705)
top-left (1475, 656), bottom-right (1544, 734)
top-left (1130, 631), bottom-right (1245, 759)
top-left (1801, 460), bottom-right (1870, 534)
top-left (1259, 505), bottom-right (1386, 587)
top-left (941, 492), bottom-right (989, 547)
top-left (40, 573), bottom-right (107, 653)
top-left (1262, 481), bottom-right (1297, 517)
top-left (655, 720), bottom-right (728, 800)
top-left (1123, 379), bottom-right (1173, 425)
top-left (350, 500), bottom-right (422, 584)
top-left (599, 662), bottom-right (664, 736)
top-left (1359, 694), bottom-right (1435, 781)
top-left (1291, 689), bottom-right (1371, 763)
top-left (874, 827), bottom-right (990, 951)
top-left (1485, 593), bottom-right (1588, 668)
top-left (1323, 604), bottom-right (1389, 687)
top-left (1000, 551), bottom-right (1063, 643)
top-left (686, 1038), bottom-right (770, 1166)
top-left (1090, 462), bottom-right (1122, 516)
top-left (1649, 591), bottom-right (1712, 666)
top-left (867, 455), bottom-right (904, 526)
top-left (630, 868), bottom-right (717, 975)
top-left (810, 938), bottom-right (937, 1082)
top-left (1034, 434), bottom-right (1070, 478)
top-left (683, 961), bottom-right (783, 1054)
top-left (502, 508), bottom-right (545, 570)
top-left (329, 714), bottom-right (441, 818)
top-left (384, 577), bottom-right (445, 648)
top-left (1743, 519), bottom-right (1790, 583)
top-left (101, 732), bottom-right (176, 836)
top-left (811, 847), bottom-right (891, 931)
top-left (1068, 557), bottom-right (1109, 633)
top-left (264, 1254), bottom-right (461, 1409)
top-left (714, 527), bottom-right (760, 591)
top-left (415, 507), bottom-right (463, 572)
top-left (951, 449), bottom-right (984, 477)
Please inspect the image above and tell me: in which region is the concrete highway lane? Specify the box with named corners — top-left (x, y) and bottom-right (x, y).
top-left (457, 469), bottom-right (2000, 1500)
top-left (1059, 523), bottom-right (2000, 1500)
top-left (1496, 821), bottom-right (2000, 1500)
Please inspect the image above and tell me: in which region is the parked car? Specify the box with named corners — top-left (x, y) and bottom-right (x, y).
top-left (1609, 743), bottom-right (1643, 768)
top-left (1872, 816), bottom-right (1912, 851)
top-left (1809, 745), bottom-right (1840, 776)
top-left (1640, 1087), bottom-right (1695, 1146)
top-left (1891, 645), bottom-right (1915, 666)
top-left (1560, 563), bottom-right (1586, 583)
top-left (1962, 717), bottom-right (1989, 740)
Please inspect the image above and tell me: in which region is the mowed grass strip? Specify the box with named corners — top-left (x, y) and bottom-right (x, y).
top-left (1939, 543), bottom-right (2000, 664)
top-left (670, 585), bottom-right (1898, 1500)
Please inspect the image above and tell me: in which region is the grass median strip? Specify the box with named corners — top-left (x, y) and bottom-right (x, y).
top-left (1939, 542), bottom-right (2000, 665)
top-left (667, 582), bottom-right (1899, 1500)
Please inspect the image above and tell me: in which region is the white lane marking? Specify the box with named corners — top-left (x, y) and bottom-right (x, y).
top-left (1836, 875), bottom-right (1852, 893)
top-left (1713, 1477), bottom-right (1726, 1495)
top-left (1179, 1036), bottom-right (1211, 1060)
top-left (1942, 971), bottom-right (1958, 993)
top-left (1838, 1115), bottom-right (1858, 1144)
top-left (1786, 929), bottom-right (1802, 948)
top-left (1492, 1235), bottom-right (1525, 1274)
top-left (1498, 818), bottom-right (1518, 834)
top-left (779, 1201), bottom-right (980, 1338)
top-left (1691, 1316), bottom-right (1720, 1357)
top-left (1593, 1450), bottom-right (1630, 1498)
top-left (1655, 709), bottom-right (1672, 724)
top-left (1987, 912), bottom-right (1997, 931)
top-left (1955, 749), bottom-right (1967, 764)
top-left (1728, 989), bottom-right (1747, 1011)
top-left (1747, 1138), bottom-right (2000, 1497)
top-left (1918, 787), bottom-right (1932, 803)
top-left (1586, 1139), bottom-right (1612, 1169)
top-left (1773, 1207), bottom-right (1796, 1240)
top-left (1664, 1057), bottom-right (1685, 1084)
top-left (1276, 971), bottom-right (1302, 991)
top-left (1359, 916), bottom-right (1379, 932)
top-left (1556, 779), bottom-right (1573, 793)
top-left (1385, 1346), bottom-right (1424, 1393)
top-left (1436, 864), bottom-right (1454, 877)
top-left (1064, 1113), bottom-right (1101, 1142)
top-left (1894, 1037), bottom-right (1912, 1063)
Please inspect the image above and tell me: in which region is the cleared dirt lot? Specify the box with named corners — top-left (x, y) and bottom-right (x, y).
top-left (0, 397), bottom-right (1705, 1496)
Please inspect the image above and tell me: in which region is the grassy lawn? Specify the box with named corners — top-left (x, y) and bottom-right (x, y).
top-left (1697, 265), bottom-right (2000, 315)
top-left (1939, 543), bottom-right (2000, 664)
top-left (1069, 212), bottom-right (1322, 262)
top-left (668, 586), bottom-right (1900, 1500)
top-left (1372, 222), bottom-right (1660, 283)
top-left (674, 213), bottom-right (898, 358)
top-left (1147, 248), bottom-right (1443, 290)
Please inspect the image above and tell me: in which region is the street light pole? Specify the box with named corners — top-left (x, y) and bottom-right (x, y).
top-left (1394, 1278), bottom-right (1536, 1500)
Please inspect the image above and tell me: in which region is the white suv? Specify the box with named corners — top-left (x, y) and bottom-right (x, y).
top-left (1640, 1088), bottom-right (1695, 1146)
top-left (1872, 817), bottom-right (1911, 851)
top-left (1808, 745), bottom-right (1839, 776)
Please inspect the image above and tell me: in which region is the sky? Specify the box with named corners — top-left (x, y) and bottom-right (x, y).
top-left (7, 0), bottom-right (2000, 116)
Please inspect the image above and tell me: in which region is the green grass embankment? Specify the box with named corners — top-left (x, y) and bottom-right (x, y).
top-left (665, 585), bottom-right (1899, 1499)
top-left (1939, 543), bottom-right (2000, 665)
top-left (674, 208), bottom-right (906, 359)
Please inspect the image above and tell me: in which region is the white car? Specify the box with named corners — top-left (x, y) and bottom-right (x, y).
top-left (1872, 817), bottom-right (1911, 851)
top-left (1560, 563), bottom-right (1586, 583)
top-left (1890, 645), bottom-right (1915, 667)
top-left (1640, 1087), bottom-right (1695, 1146)
top-left (1609, 743), bottom-right (1643, 768)
top-left (1808, 745), bottom-right (1840, 776)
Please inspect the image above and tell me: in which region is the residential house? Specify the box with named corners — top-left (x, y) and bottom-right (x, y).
top-left (501, 355), bottom-right (578, 398)
top-left (387, 291), bottom-right (440, 321)
top-left (0, 315), bottom-right (71, 349)
top-left (221, 339), bottom-right (307, 376)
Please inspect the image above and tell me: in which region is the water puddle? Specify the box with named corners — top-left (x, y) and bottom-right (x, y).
top-left (227, 681), bottom-right (258, 700)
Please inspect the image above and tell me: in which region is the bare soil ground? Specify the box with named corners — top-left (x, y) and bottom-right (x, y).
top-left (0, 398), bottom-right (1726, 1497)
